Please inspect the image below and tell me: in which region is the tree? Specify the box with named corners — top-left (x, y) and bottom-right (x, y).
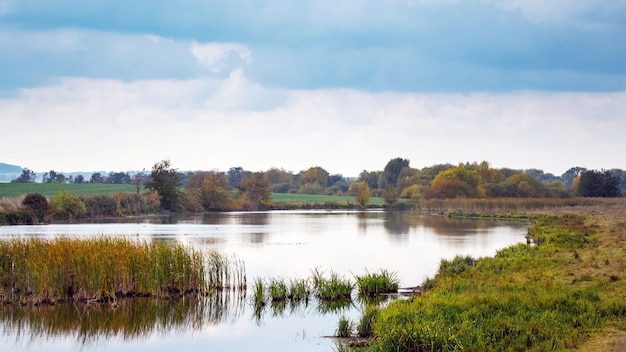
top-left (239, 172), bottom-right (272, 210)
top-left (561, 167), bottom-right (586, 189)
top-left (108, 171), bottom-right (132, 184)
top-left (22, 193), bottom-right (49, 222)
top-left (52, 190), bottom-right (86, 220)
top-left (427, 166), bottom-right (482, 199)
top-left (43, 170), bottom-right (66, 183)
top-left (12, 168), bottom-right (36, 183)
top-left (90, 172), bottom-right (106, 183)
top-left (505, 173), bottom-right (549, 198)
top-left (476, 161), bottom-right (501, 184)
top-left (352, 181), bottom-right (371, 208)
top-left (577, 170), bottom-right (621, 197)
top-left (228, 167), bottom-right (248, 188)
top-left (382, 158), bottom-right (410, 188)
top-left (185, 171), bottom-right (231, 211)
top-left (383, 186), bottom-right (399, 206)
top-left (298, 166), bottom-right (329, 194)
top-left (144, 160), bottom-right (182, 211)
top-left (74, 175), bottom-right (85, 184)
top-left (359, 170), bottom-right (381, 189)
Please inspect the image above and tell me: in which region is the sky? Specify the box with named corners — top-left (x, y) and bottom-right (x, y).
top-left (1, 0), bottom-right (625, 177)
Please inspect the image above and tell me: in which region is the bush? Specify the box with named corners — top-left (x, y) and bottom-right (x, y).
top-left (52, 190), bottom-right (87, 220)
top-left (82, 195), bottom-right (118, 217)
top-left (439, 255), bottom-right (477, 275)
top-left (22, 193), bottom-right (49, 222)
top-left (0, 209), bottom-right (38, 225)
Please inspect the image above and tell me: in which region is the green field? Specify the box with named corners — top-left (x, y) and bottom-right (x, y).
top-left (0, 183), bottom-right (384, 206)
top-left (270, 192), bottom-right (384, 205)
top-left (0, 183), bottom-right (141, 199)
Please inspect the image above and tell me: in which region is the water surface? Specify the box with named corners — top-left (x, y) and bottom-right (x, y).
top-left (0, 210), bottom-right (528, 351)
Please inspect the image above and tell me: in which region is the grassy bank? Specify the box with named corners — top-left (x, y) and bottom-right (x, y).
top-left (366, 200), bottom-right (626, 351)
top-left (0, 237), bottom-right (246, 304)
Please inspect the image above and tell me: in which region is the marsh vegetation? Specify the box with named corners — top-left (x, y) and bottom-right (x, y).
top-left (0, 237), bottom-right (246, 304)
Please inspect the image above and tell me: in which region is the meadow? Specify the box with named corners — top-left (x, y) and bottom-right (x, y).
top-left (357, 199), bottom-right (626, 352)
top-left (0, 183), bottom-right (141, 198)
top-left (0, 183), bottom-right (384, 206)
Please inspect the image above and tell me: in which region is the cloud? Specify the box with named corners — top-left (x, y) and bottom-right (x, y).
top-left (190, 42), bottom-right (253, 73)
top-left (1, 70), bottom-right (624, 176)
top-left (492, 0), bottom-right (626, 30)
top-left (2, 2), bottom-right (626, 92)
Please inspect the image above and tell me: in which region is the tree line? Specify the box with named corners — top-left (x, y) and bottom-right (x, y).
top-left (6, 158), bottom-right (624, 220)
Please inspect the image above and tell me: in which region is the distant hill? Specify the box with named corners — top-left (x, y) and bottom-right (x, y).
top-left (0, 162), bottom-right (23, 173)
top-left (0, 162), bottom-right (24, 182)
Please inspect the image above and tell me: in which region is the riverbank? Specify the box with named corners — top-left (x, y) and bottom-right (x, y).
top-left (365, 199), bottom-right (626, 351)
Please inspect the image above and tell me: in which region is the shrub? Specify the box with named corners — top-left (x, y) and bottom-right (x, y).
top-left (51, 190), bottom-right (86, 220)
top-left (22, 193), bottom-right (49, 222)
top-left (82, 195), bottom-right (118, 217)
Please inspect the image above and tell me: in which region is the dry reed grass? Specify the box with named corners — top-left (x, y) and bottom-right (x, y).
top-left (0, 237), bottom-right (246, 305)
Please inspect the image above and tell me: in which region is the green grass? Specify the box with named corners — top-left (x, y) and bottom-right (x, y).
top-left (311, 268), bottom-right (354, 301)
top-left (336, 315), bottom-right (354, 337)
top-left (0, 183), bottom-right (142, 199)
top-left (270, 193), bottom-right (384, 206)
top-left (355, 269), bottom-right (400, 297)
top-left (368, 210), bottom-right (626, 351)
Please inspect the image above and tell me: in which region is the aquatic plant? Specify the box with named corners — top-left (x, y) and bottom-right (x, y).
top-left (355, 269), bottom-right (399, 296)
top-left (336, 315), bottom-right (354, 338)
top-left (268, 277), bottom-right (288, 302)
top-left (311, 268), bottom-right (354, 301)
top-left (251, 277), bottom-right (265, 306)
top-left (288, 278), bottom-right (311, 301)
top-left (0, 237), bottom-right (246, 304)
top-left (356, 305), bottom-right (378, 338)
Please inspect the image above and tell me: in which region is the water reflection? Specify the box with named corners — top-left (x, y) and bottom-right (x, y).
top-left (383, 212), bottom-right (423, 235)
top-left (0, 292), bottom-right (245, 346)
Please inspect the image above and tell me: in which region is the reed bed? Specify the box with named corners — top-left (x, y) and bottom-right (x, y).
top-left (0, 237), bottom-right (246, 304)
top-left (420, 197), bottom-right (603, 213)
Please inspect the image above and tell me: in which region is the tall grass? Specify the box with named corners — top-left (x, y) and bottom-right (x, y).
top-left (355, 269), bottom-right (399, 297)
top-left (0, 237), bottom-right (246, 304)
top-left (419, 197), bottom-right (603, 213)
top-left (311, 268), bottom-right (354, 301)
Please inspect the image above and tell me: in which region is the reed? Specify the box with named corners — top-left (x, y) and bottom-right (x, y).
top-left (251, 277), bottom-right (265, 306)
top-left (288, 278), bottom-right (311, 301)
top-left (311, 268), bottom-right (354, 301)
top-left (268, 278), bottom-right (288, 302)
top-left (0, 237), bottom-right (246, 304)
top-left (355, 269), bottom-right (399, 297)
top-left (356, 305), bottom-right (378, 338)
top-left (336, 315), bottom-right (354, 338)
